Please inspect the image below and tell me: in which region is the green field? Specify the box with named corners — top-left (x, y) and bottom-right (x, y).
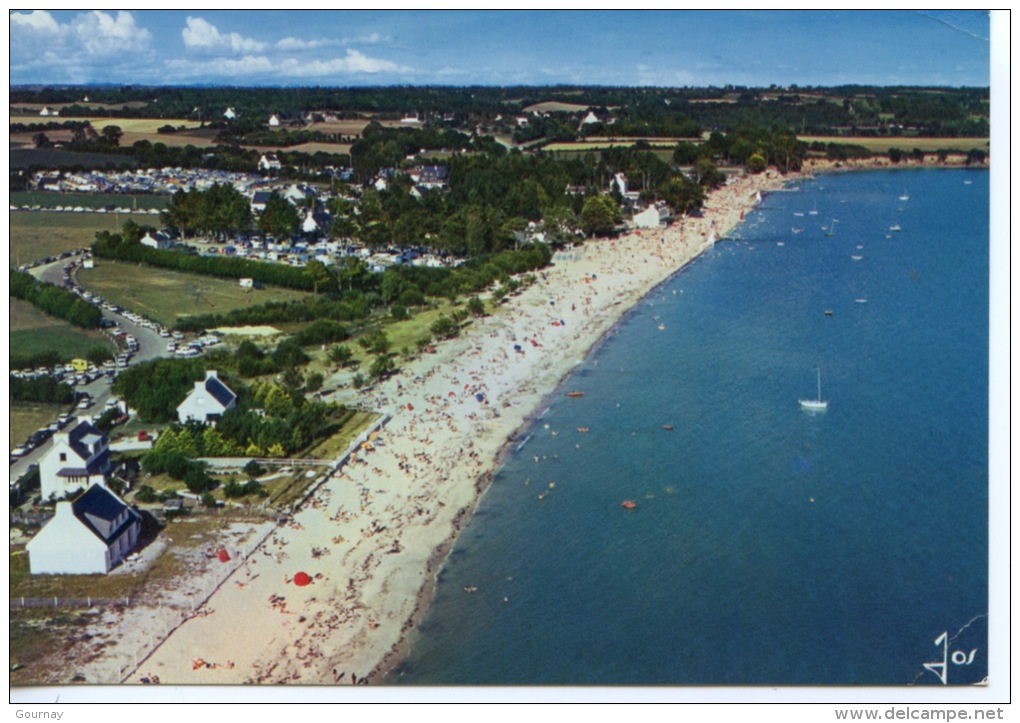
top-left (799, 136), bottom-right (989, 154)
top-left (11, 191), bottom-right (170, 210)
top-left (10, 210), bottom-right (127, 266)
top-left (76, 259), bottom-right (313, 328)
top-left (10, 298), bottom-right (115, 363)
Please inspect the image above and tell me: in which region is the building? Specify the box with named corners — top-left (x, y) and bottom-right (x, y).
top-left (415, 166), bottom-right (448, 189)
top-left (224, 107), bottom-right (237, 120)
top-left (27, 483), bottom-right (142, 575)
top-left (633, 205), bottom-right (663, 229)
top-left (39, 418), bottom-right (112, 501)
top-left (258, 153), bottom-right (281, 173)
top-left (268, 114), bottom-right (281, 127)
top-left (177, 371), bottom-right (237, 425)
top-left (140, 231), bottom-right (176, 250)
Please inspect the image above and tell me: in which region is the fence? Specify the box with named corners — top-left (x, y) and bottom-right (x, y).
top-left (10, 596), bottom-right (131, 610)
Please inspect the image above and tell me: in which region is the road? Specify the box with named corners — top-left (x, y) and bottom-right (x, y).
top-left (11, 255), bottom-right (172, 486)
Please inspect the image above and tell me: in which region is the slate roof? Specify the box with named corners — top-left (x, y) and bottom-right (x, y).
top-left (70, 484), bottom-right (140, 545)
top-left (64, 419), bottom-right (108, 463)
top-left (203, 374), bottom-right (237, 408)
top-left (57, 448), bottom-right (110, 477)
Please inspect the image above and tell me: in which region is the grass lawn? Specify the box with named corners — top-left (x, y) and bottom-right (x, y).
top-left (10, 298), bottom-right (115, 364)
top-left (10, 210), bottom-right (127, 266)
top-left (303, 411), bottom-right (379, 460)
top-left (10, 404), bottom-right (65, 450)
top-left (76, 259), bottom-right (313, 328)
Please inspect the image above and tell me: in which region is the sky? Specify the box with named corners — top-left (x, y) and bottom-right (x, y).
top-left (9, 10), bottom-right (993, 88)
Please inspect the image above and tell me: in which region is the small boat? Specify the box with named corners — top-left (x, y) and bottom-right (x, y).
top-left (808, 203), bottom-right (819, 216)
top-left (824, 219), bottom-right (838, 237)
top-left (851, 255), bottom-right (863, 261)
top-left (855, 298), bottom-right (868, 304)
top-left (889, 224), bottom-right (902, 232)
top-left (621, 500), bottom-right (637, 510)
top-left (577, 427), bottom-right (589, 433)
top-left (824, 310), bottom-right (833, 316)
top-left (799, 368), bottom-right (828, 412)
top-left (899, 190), bottom-right (910, 201)
top-left (661, 425), bottom-right (674, 431)
top-left (566, 391), bottom-right (584, 398)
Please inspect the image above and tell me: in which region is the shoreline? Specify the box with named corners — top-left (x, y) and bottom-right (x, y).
top-left (113, 167), bottom-right (800, 687)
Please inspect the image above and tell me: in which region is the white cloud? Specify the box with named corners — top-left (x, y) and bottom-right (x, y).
top-left (182, 16), bottom-right (267, 54)
top-left (72, 10), bottom-right (152, 56)
top-left (11, 10), bottom-right (154, 82)
top-left (276, 31), bottom-right (389, 51)
top-left (10, 9), bottom-right (61, 33)
top-left (165, 48), bottom-right (412, 81)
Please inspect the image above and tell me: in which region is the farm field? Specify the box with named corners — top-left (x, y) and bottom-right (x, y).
top-left (306, 119), bottom-right (371, 136)
top-left (76, 259), bottom-right (313, 328)
top-left (523, 101), bottom-right (591, 113)
top-left (544, 137), bottom-right (694, 153)
top-left (248, 141), bottom-right (352, 156)
top-left (10, 101), bottom-right (150, 117)
top-left (799, 135), bottom-right (990, 153)
top-left (80, 117), bottom-right (204, 134)
top-left (10, 210), bottom-right (126, 266)
top-left (10, 298), bottom-right (115, 363)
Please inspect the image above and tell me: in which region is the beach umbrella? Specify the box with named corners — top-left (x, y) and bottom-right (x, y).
top-left (475, 393), bottom-right (485, 403)
top-left (513, 344), bottom-right (522, 353)
top-left (407, 403), bottom-right (414, 411)
top-left (217, 549), bottom-right (230, 562)
top-left (294, 571), bottom-right (312, 586)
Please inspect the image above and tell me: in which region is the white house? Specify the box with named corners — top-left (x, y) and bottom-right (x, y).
top-left (223, 107), bottom-right (237, 120)
top-left (140, 231), bottom-right (175, 250)
top-left (258, 153), bottom-right (281, 173)
top-left (633, 206), bottom-right (663, 229)
top-left (268, 114), bottom-right (281, 127)
top-left (39, 418), bottom-right (112, 501)
top-left (27, 483), bottom-right (142, 575)
top-left (177, 371), bottom-right (237, 425)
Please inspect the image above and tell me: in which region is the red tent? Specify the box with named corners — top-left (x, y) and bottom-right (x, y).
top-left (217, 549), bottom-right (230, 562)
top-left (293, 571), bottom-right (312, 587)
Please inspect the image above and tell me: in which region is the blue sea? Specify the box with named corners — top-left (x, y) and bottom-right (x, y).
top-left (389, 168), bottom-right (990, 686)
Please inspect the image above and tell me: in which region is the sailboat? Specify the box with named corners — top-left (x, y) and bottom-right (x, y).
top-left (824, 219), bottom-right (838, 237)
top-left (808, 202), bottom-right (819, 216)
top-left (899, 189), bottom-right (910, 201)
top-left (799, 368), bottom-right (828, 411)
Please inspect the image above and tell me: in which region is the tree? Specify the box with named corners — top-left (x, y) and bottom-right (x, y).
top-left (746, 153), bottom-right (767, 173)
top-left (467, 297), bottom-right (486, 317)
top-left (258, 191), bottom-right (300, 239)
top-left (305, 259), bottom-right (334, 296)
top-left (369, 354), bottom-right (395, 380)
top-left (328, 344), bottom-right (354, 367)
top-left (430, 315), bottom-right (460, 340)
top-left (580, 195), bottom-right (622, 237)
top-left (101, 125), bottom-right (123, 147)
top-left (659, 176), bottom-right (705, 216)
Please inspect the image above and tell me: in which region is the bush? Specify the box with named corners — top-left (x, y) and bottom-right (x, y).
top-left (135, 485), bottom-right (158, 503)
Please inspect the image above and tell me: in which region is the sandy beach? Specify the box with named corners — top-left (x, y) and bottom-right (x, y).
top-left (117, 169), bottom-right (796, 686)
